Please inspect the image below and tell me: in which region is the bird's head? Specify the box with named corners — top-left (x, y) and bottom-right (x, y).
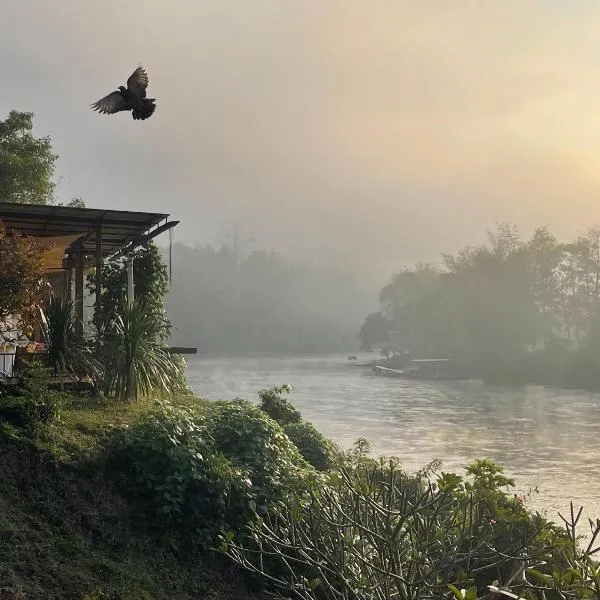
top-left (118, 85), bottom-right (127, 94)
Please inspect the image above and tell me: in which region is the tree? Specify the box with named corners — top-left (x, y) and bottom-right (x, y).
top-left (442, 225), bottom-right (543, 369)
top-left (0, 220), bottom-right (44, 324)
top-left (0, 111), bottom-right (58, 204)
top-left (87, 242), bottom-right (169, 336)
top-left (164, 240), bottom-right (366, 355)
top-left (378, 264), bottom-right (456, 357)
top-left (527, 226), bottom-right (564, 346)
top-left (359, 312), bottom-right (390, 351)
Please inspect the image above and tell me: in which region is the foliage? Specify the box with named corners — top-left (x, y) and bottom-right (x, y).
top-left (0, 361), bottom-right (64, 435)
top-left (359, 311), bottom-right (390, 352)
top-left (282, 421), bottom-right (338, 471)
top-left (0, 110), bottom-right (58, 204)
top-left (164, 241), bottom-right (371, 355)
top-left (105, 397), bottom-right (319, 549)
top-left (168, 353), bottom-right (193, 396)
top-left (88, 243), bottom-right (189, 400)
top-left (364, 222), bottom-right (600, 386)
top-left (207, 400), bottom-right (318, 515)
top-left (87, 243), bottom-right (169, 336)
top-left (221, 449), bottom-right (579, 600)
top-left (101, 300), bottom-right (183, 402)
top-left (0, 220), bottom-right (44, 323)
top-left (0, 376), bottom-right (599, 599)
top-left (258, 384), bottom-right (301, 426)
top-left (257, 385), bottom-right (338, 472)
top-left (104, 400), bottom-right (252, 546)
top-left (258, 386), bottom-right (337, 470)
top-left (56, 196), bottom-right (86, 208)
top-left (521, 503), bottom-right (600, 599)
top-left (44, 296), bottom-right (102, 382)
top-left (0, 397), bottom-right (264, 600)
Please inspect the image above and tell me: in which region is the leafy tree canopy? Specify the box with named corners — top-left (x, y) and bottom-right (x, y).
top-left (364, 222), bottom-right (600, 380)
top-left (0, 111), bottom-right (58, 205)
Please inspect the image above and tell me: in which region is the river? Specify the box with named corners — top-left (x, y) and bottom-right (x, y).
top-left (185, 353), bottom-right (600, 528)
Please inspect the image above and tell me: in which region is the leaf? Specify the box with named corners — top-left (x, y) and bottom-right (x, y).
top-left (526, 568), bottom-right (553, 586)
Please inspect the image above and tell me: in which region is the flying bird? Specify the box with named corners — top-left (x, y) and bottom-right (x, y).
top-left (91, 66), bottom-right (157, 120)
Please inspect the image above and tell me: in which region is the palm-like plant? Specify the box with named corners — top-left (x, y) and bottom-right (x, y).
top-left (101, 300), bottom-right (182, 402)
top-left (44, 296), bottom-right (102, 384)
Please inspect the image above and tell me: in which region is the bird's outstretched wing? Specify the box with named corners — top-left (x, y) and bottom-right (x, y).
top-left (127, 66), bottom-right (149, 98)
top-left (91, 91), bottom-right (129, 114)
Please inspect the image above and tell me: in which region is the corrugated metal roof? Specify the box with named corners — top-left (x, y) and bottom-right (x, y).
top-left (0, 202), bottom-right (171, 259)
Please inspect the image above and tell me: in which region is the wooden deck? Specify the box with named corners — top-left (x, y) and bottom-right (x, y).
top-left (167, 347), bottom-right (197, 354)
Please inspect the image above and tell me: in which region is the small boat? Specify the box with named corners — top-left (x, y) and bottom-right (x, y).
top-left (372, 365), bottom-right (404, 377)
top-left (373, 358), bottom-right (471, 381)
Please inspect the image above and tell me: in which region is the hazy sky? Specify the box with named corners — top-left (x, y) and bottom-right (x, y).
top-left (3, 1), bottom-right (600, 272)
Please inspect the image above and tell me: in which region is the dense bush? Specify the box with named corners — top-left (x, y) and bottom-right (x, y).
top-left (221, 442), bottom-right (587, 600)
top-left (258, 385), bottom-right (338, 471)
top-left (258, 384), bottom-right (301, 425)
top-left (207, 399), bottom-right (318, 514)
top-left (105, 400), bottom-right (252, 546)
top-left (0, 361), bottom-right (64, 435)
top-left (105, 398), bottom-right (319, 547)
top-left (283, 420), bottom-right (338, 471)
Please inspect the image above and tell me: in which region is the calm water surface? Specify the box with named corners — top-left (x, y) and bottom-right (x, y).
top-left (185, 354), bottom-right (600, 525)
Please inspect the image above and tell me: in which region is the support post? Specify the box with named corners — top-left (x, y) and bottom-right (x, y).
top-left (127, 256), bottom-right (134, 308)
top-left (75, 241), bottom-right (84, 335)
top-left (95, 223), bottom-right (103, 334)
top-left (66, 251), bottom-right (73, 300)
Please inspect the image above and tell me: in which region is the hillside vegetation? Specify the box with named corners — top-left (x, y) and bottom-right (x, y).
top-left (0, 395), bottom-right (263, 600)
top-left (1, 376), bottom-right (599, 600)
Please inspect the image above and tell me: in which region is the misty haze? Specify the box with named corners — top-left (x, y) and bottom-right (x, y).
top-left (4, 2), bottom-right (600, 599)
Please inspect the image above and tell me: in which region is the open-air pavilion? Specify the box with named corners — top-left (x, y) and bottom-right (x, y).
top-left (0, 202), bottom-right (178, 324)
top-left (0, 202), bottom-right (179, 379)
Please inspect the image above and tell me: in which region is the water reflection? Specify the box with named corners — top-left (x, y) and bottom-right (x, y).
top-left (185, 354), bottom-right (600, 525)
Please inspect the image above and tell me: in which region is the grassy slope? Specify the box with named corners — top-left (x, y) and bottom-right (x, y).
top-left (0, 396), bottom-right (263, 600)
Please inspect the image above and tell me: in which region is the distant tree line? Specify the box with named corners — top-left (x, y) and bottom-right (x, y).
top-left (163, 241), bottom-right (374, 356)
top-left (361, 223), bottom-right (600, 387)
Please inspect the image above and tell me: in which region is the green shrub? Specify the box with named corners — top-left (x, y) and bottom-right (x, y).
top-left (283, 420), bottom-right (338, 471)
top-left (105, 400), bottom-right (252, 546)
top-left (101, 300), bottom-right (183, 402)
top-left (207, 399), bottom-right (318, 514)
top-left (0, 361), bottom-right (64, 435)
top-left (105, 398), bottom-right (322, 548)
top-left (222, 448), bottom-right (574, 600)
top-left (258, 384), bottom-right (301, 426)
top-left (44, 296), bottom-right (102, 383)
top-left (258, 385), bottom-right (339, 471)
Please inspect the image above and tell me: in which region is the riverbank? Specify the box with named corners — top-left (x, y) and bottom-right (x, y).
top-left (184, 354), bottom-right (600, 525)
top-left (355, 353), bottom-right (600, 392)
top-left (1, 383), bottom-right (599, 598)
top-left (0, 396), bottom-right (263, 600)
